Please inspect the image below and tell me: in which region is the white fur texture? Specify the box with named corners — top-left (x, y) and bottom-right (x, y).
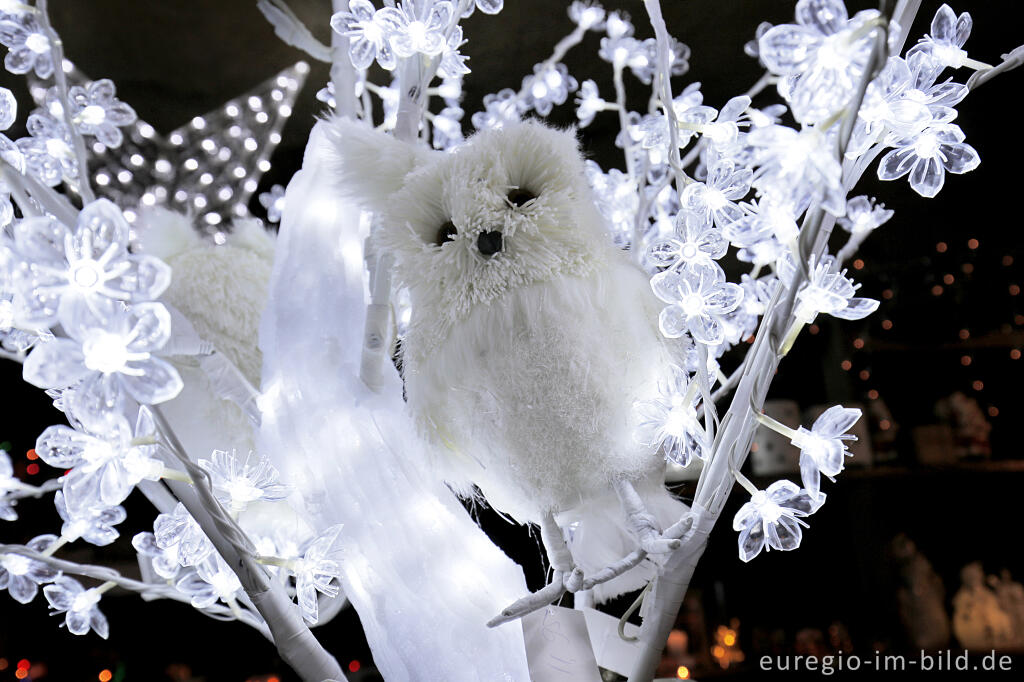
top-left (137, 208), bottom-right (276, 385)
top-left (329, 119), bottom-right (687, 601)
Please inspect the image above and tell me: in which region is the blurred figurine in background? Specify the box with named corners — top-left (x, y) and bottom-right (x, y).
top-left (953, 561), bottom-right (1012, 650)
top-left (891, 533), bottom-right (950, 650)
top-left (936, 392), bottom-right (992, 459)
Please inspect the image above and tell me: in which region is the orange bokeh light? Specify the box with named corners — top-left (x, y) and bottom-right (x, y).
top-left (676, 665), bottom-right (691, 679)
top-left (99, 670), bottom-right (113, 682)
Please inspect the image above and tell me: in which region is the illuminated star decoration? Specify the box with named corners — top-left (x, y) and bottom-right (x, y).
top-left (28, 60), bottom-right (308, 238)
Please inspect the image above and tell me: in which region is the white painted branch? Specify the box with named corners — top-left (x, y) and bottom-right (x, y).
top-left (628, 5), bottom-right (902, 679)
top-left (0, 543), bottom-right (272, 638)
top-left (150, 406), bottom-right (345, 681)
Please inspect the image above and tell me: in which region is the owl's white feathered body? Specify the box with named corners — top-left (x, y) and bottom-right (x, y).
top-left (329, 118), bottom-right (685, 599)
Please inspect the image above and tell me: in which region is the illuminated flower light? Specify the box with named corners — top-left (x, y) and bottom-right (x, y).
top-left (568, 1), bottom-right (606, 32)
top-left (471, 88), bottom-right (522, 131)
top-left (259, 184), bottom-right (287, 224)
top-left (791, 405), bottom-right (861, 500)
top-left (330, 0), bottom-right (396, 71)
top-left (585, 160), bottom-right (638, 248)
top-left (10, 198), bottom-right (171, 328)
top-left (376, 0), bottom-right (453, 59)
top-left (34, 410), bottom-right (164, 513)
top-left (679, 159), bottom-right (752, 231)
top-left (575, 79), bottom-right (606, 128)
top-left (876, 122), bottom-right (979, 198)
top-left (732, 480), bottom-right (822, 562)
top-left (0, 535), bottom-right (60, 604)
top-left (437, 25), bottom-right (470, 80)
top-left (22, 301), bottom-right (183, 418)
top-left (431, 106), bottom-right (464, 151)
top-left (54, 491), bottom-right (127, 547)
top-left (15, 109), bottom-right (78, 187)
top-left (522, 62), bottom-right (577, 117)
top-left (132, 531), bottom-right (182, 580)
top-left (721, 274), bottom-right (778, 346)
top-left (749, 124), bottom-right (845, 217)
top-left (723, 198), bottom-right (800, 251)
top-left (0, 13), bottom-right (54, 78)
top-left (791, 256), bottom-right (878, 324)
top-left (644, 212), bottom-right (728, 274)
top-left (154, 503), bottom-right (214, 568)
top-left (294, 525), bottom-right (344, 624)
top-left (176, 554), bottom-right (242, 609)
top-left (758, 0), bottom-right (885, 124)
top-left (43, 575), bottom-right (110, 638)
top-left (651, 263), bottom-right (743, 345)
top-left (199, 449), bottom-right (289, 514)
top-left (65, 79), bottom-right (137, 149)
top-left (836, 195), bottom-right (893, 235)
top-left (634, 364), bottom-right (705, 466)
top-left (0, 449), bottom-right (22, 520)
top-left (907, 3), bottom-right (976, 76)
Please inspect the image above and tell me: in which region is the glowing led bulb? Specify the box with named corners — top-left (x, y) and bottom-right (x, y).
top-left (82, 330), bottom-right (130, 374)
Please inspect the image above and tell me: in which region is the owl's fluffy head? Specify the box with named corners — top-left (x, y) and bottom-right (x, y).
top-left (328, 118), bottom-right (612, 353)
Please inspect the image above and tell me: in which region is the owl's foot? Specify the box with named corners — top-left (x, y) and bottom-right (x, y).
top-left (487, 512), bottom-right (655, 627)
top-left (613, 478), bottom-right (682, 555)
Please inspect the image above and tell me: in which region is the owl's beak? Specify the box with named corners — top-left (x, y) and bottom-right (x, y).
top-left (477, 230), bottom-right (503, 257)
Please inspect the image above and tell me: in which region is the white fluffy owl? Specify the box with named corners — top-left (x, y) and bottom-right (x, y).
top-left (328, 118), bottom-right (688, 609)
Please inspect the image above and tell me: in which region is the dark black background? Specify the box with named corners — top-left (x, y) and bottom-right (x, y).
top-left (2, 1), bottom-right (1023, 680)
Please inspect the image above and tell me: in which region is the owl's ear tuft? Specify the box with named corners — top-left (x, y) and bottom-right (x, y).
top-left (322, 114), bottom-right (437, 212)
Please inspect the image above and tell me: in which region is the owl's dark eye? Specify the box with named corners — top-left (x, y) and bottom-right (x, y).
top-left (507, 188), bottom-right (536, 208)
top-left (435, 221), bottom-right (457, 246)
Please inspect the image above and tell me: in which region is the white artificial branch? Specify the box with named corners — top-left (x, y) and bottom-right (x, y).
top-left (257, 0), bottom-right (333, 63)
top-left (148, 406), bottom-right (345, 682)
top-left (0, 543), bottom-right (272, 638)
top-left (627, 4), bottom-right (901, 679)
top-left (36, 0), bottom-right (95, 204)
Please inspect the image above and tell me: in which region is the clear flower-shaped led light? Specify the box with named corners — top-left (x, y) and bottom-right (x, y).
top-left (132, 531), bottom-right (181, 580)
top-left (154, 503), bottom-right (214, 568)
top-left (568, 1), bottom-right (606, 31)
top-left (259, 184), bottom-right (286, 224)
top-left (294, 525), bottom-right (343, 625)
top-left (10, 198), bottom-right (171, 328)
top-left (199, 449), bottom-right (289, 514)
top-left (437, 25), bottom-right (470, 80)
top-left (43, 576), bottom-right (109, 638)
top-left (471, 88), bottom-right (522, 131)
top-left (66, 79), bottom-right (137, 149)
top-left (722, 273), bottom-right (778, 346)
top-left (0, 535), bottom-right (60, 603)
top-left (908, 4), bottom-right (974, 75)
top-left (330, 0), bottom-right (396, 71)
top-left (749, 124), bottom-right (845, 217)
top-left (35, 410), bottom-right (162, 513)
top-left (585, 160), bottom-right (638, 248)
top-left (634, 364), bottom-right (705, 467)
top-left (575, 79), bottom-right (606, 128)
top-left (15, 110), bottom-right (78, 187)
top-left (1, 448), bottom-right (24, 521)
top-left (789, 256), bottom-right (878, 325)
top-left (54, 490), bottom-right (126, 547)
top-left (0, 13), bottom-right (54, 78)
top-left (376, 0), bottom-right (453, 59)
top-left (23, 301), bottom-right (183, 417)
top-left (837, 195), bottom-right (893, 235)
top-left (626, 37), bottom-right (689, 85)
top-left (758, 0), bottom-right (884, 124)
top-left (644, 213), bottom-right (728, 274)
top-left (791, 405), bottom-right (861, 500)
top-left (0, 85), bottom-right (14, 129)
top-left (680, 159), bottom-right (752, 231)
top-left (651, 264), bottom-right (743, 345)
top-left (877, 122), bottom-right (979, 198)
top-left (723, 198), bottom-right (800, 250)
top-left (431, 106), bottom-right (464, 151)
top-left (733, 480), bottom-right (822, 562)
top-left (176, 555), bottom-right (243, 609)
top-left (522, 62), bottom-right (577, 117)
